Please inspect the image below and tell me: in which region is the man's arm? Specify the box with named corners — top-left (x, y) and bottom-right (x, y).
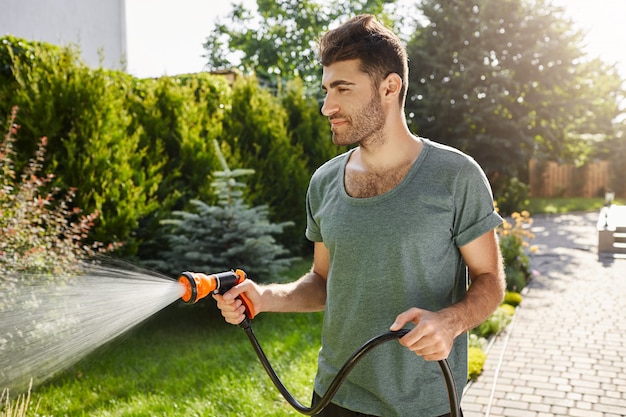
top-left (213, 242), bottom-right (329, 325)
top-left (442, 228), bottom-right (506, 336)
top-left (390, 229), bottom-right (506, 361)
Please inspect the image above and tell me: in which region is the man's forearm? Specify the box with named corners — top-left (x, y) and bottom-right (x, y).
top-left (260, 271), bottom-right (327, 313)
top-left (442, 271), bottom-right (506, 338)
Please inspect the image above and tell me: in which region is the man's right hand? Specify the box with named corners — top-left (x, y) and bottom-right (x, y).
top-left (212, 279), bottom-right (263, 325)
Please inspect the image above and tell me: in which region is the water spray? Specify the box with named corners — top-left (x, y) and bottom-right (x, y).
top-left (178, 269), bottom-right (460, 417)
top-left (0, 263), bottom-right (185, 394)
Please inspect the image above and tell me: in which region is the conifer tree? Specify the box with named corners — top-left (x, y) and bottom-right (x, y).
top-left (148, 141), bottom-right (297, 280)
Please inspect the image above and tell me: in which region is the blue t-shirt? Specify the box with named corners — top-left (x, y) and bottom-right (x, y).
top-left (305, 138), bottom-right (502, 417)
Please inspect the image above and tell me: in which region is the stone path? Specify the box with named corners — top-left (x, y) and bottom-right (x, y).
top-left (461, 211), bottom-right (626, 417)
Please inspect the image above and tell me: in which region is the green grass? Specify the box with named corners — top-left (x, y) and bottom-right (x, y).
top-left (34, 307), bottom-right (322, 416)
top-left (523, 197), bottom-right (625, 215)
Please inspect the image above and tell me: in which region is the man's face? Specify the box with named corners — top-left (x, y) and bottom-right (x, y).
top-left (321, 59), bottom-right (385, 147)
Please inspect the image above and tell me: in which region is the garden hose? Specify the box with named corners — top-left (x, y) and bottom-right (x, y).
top-left (179, 270), bottom-right (460, 417)
top-left (239, 318), bottom-right (460, 416)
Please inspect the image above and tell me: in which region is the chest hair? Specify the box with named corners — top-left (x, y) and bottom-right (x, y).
top-left (344, 161), bottom-right (414, 198)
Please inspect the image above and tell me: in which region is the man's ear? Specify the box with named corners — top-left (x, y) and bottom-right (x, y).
top-left (381, 73), bottom-right (403, 102)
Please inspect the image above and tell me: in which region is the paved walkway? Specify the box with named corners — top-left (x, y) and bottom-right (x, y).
top-left (461, 211), bottom-right (626, 417)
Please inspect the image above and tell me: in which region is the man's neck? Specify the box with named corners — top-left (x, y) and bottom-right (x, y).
top-left (356, 129), bottom-right (422, 174)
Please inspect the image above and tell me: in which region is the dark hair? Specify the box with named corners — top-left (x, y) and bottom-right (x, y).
top-left (318, 14), bottom-right (408, 105)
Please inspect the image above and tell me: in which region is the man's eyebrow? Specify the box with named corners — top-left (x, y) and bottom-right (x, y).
top-left (321, 80), bottom-right (356, 90)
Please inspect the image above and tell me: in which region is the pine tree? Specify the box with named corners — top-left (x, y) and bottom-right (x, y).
top-left (147, 141), bottom-right (297, 280)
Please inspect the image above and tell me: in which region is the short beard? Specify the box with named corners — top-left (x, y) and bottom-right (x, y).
top-left (331, 92), bottom-right (385, 148)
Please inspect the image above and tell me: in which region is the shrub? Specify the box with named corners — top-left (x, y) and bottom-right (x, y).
top-left (468, 297), bottom-right (520, 380)
top-left (224, 77), bottom-right (310, 254)
top-left (2, 37), bottom-right (336, 260)
top-left (0, 107), bottom-right (119, 276)
top-left (496, 208), bottom-right (537, 292)
top-left (494, 177), bottom-right (530, 217)
top-left (146, 141), bottom-right (297, 279)
top-left (472, 304), bottom-right (514, 339)
top-left (1, 108), bottom-right (121, 395)
top-left (468, 347), bottom-right (487, 381)
top-left (1, 38), bottom-right (159, 256)
top-left (129, 74), bottom-right (230, 260)
top-left (503, 291), bottom-right (523, 307)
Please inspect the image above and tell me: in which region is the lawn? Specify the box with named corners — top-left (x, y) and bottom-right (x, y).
top-left (523, 197), bottom-right (624, 214)
top-left (34, 306), bottom-right (322, 416)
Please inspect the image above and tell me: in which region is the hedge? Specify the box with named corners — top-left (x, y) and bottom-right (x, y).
top-left (0, 36), bottom-right (339, 260)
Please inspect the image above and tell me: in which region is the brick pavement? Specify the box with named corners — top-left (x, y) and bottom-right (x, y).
top-left (461, 211), bottom-right (626, 417)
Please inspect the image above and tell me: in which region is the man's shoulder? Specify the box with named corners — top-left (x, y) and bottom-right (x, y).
top-left (423, 138), bottom-right (474, 162)
top-left (421, 138), bottom-right (484, 173)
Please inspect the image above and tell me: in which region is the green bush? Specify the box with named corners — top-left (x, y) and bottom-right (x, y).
top-left (146, 142), bottom-right (297, 279)
top-left (0, 37), bottom-right (159, 255)
top-left (128, 74), bottom-right (230, 206)
top-left (503, 291), bottom-right (523, 307)
top-left (496, 209), bottom-right (537, 292)
top-left (0, 107), bottom-right (119, 276)
top-left (1, 37), bottom-right (321, 260)
top-left (468, 347), bottom-right (487, 381)
top-left (468, 295), bottom-right (521, 380)
top-left (128, 74), bottom-right (231, 259)
top-left (494, 177), bottom-right (530, 217)
top-left (472, 304), bottom-right (514, 339)
top-left (224, 77), bottom-right (310, 254)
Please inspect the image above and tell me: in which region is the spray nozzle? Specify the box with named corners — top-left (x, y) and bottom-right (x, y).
top-left (178, 269), bottom-right (255, 319)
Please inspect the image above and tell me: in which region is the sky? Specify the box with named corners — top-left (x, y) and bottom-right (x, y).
top-left (125, 0), bottom-right (626, 80)
top-left (125, 0), bottom-right (255, 78)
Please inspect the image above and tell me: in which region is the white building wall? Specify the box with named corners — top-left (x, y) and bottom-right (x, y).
top-left (0, 0), bottom-right (126, 71)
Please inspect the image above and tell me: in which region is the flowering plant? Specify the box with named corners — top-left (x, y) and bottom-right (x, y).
top-left (1, 106), bottom-right (120, 276)
top-left (496, 206), bottom-right (537, 292)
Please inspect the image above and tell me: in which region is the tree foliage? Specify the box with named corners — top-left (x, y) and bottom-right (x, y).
top-left (222, 76), bottom-right (311, 252)
top-left (405, 0), bottom-right (625, 197)
top-left (0, 107), bottom-right (119, 276)
top-left (0, 38), bottom-right (159, 254)
top-left (206, 0), bottom-right (625, 206)
top-left (127, 74), bottom-right (230, 259)
top-left (148, 141), bottom-right (296, 279)
top-left (203, 0), bottom-right (400, 90)
top-left (279, 77), bottom-right (344, 174)
top-left (1, 36), bottom-right (338, 261)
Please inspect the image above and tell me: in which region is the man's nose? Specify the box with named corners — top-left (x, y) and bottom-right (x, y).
top-left (321, 95), bottom-right (339, 117)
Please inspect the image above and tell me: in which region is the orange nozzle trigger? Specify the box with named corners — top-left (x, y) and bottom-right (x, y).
top-left (234, 269), bottom-right (256, 319)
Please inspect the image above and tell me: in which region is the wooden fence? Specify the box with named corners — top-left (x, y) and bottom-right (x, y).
top-left (529, 159), bottom-right (611, 198)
